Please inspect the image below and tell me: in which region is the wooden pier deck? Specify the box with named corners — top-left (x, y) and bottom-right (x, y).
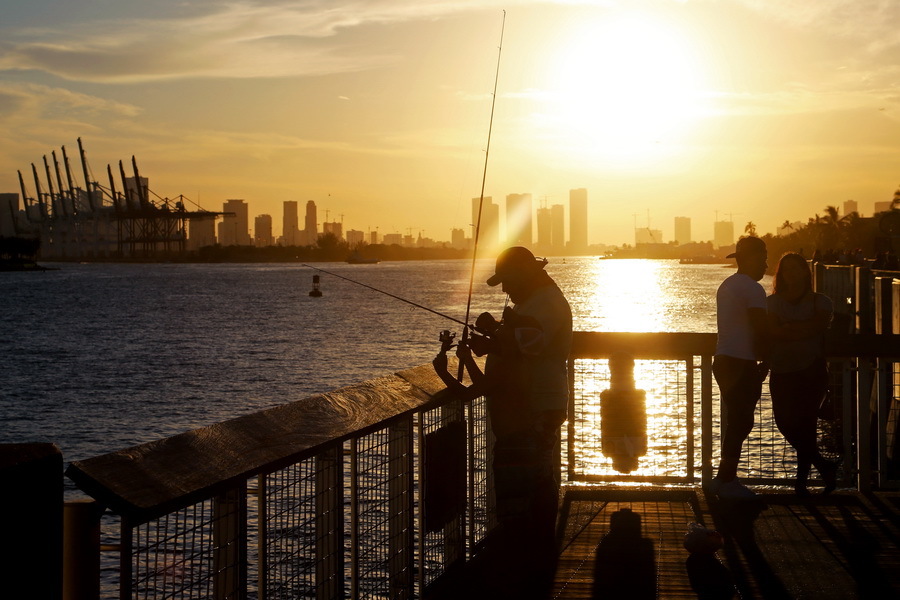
top-left (428, 486), bottom-right (900, 599)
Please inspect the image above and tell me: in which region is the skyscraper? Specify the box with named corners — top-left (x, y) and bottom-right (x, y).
top-left (568, 188), bottom-right (588, 252)
top-left (714, 220), bottom-right (734, 249)
top-left (255, 214), bottom-right (274, 247)
top-left (536, 206), bottom-right (552, 252)
top-left (505, 193), bottom-right (533, 247)
top-left (843, 199), bottom-right (858, 216)
top-left (222, 199), bottom-right (251, 246)
top-left (304, 200), bottom-right (317, 245)
top-left (283, 201), bottom-right (299, 246)
top-left (551, 204), bottom-right (565, 254)
top-left (472, 196), bottom-right (500, 255)
top-left (674, 216), bottom-right (691, 245)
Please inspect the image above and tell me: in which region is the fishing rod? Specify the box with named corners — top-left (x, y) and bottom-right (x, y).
top-left (458, 10), bottom-right (506, 378)
top-left (463, 10), bottom-right (506, 333)
top-left (301, 264), bottom-right (468, 327)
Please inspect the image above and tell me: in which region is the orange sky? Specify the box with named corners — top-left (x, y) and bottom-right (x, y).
top-left (2, 1), bottom-right (899, 246)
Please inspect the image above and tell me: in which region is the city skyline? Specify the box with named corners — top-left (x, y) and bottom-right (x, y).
top-left (2, 2), bottom-right (900, 246)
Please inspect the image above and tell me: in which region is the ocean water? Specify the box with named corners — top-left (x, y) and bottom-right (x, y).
top-left (1, 257), bottom-right (747, 467)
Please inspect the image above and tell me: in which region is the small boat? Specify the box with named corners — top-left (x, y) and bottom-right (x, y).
top-left (346, 252), bottom-right (380, 264)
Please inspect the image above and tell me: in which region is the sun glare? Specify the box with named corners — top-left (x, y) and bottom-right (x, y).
top-left (538, 14), bottom-right (709, 166)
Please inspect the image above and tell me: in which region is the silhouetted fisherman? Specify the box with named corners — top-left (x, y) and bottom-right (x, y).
top-left (434, 246), bottom-right (572, 598)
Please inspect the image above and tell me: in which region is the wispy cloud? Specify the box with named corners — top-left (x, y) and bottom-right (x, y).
top-left (0, 1), bottom-right (496, 83)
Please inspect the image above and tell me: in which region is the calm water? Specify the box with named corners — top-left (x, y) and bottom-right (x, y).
top-left (1, 258), bottom-right (753, 466)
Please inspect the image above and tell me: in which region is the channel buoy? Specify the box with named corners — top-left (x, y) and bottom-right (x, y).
top-left (309, 274), bottom-right (323, 297)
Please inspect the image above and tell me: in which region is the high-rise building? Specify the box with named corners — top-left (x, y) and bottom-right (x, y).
top-left (536, 207), bottom-right (552, 252)
top-left (346, 229), bottom-right (364, 246)
top-left (551, 204), bottom-right (565, 253)
top-left (370, 230), bottom-right (379, 245)
top-left (283, 201), bottom-right (300, 245)
top-left (713, 220), bottom-right (734, 249)
top-left (674, 217), bottom-right (691, 245)
top-left (188, 215), bottom-right (216, 250)
top-left (874, 201), bottom-right (892, 214)
top-left (451, 228), bottom-right (467, 249)
top-left (843, 199), bottom-right (858, 217)
top-left (383, 233), bottom-right (403, 245)
top-left (323, 221), bottom-right (343, 240)
top-left (635, 227), bottom-right (663, 244)
top-left (505, 193), bottom-right (533, 247)
top-left (255, 214), bottom-right (274, 247)
top-left (0, 193), bottom-right (19, 237)
top-left (472, 196), bottom-right (500, 255)
top-left (304, 201), bottom-right (317, 245)
top-left (568, 188), bottom-right (588, 252)
top-left (221, 199), bottom-right (251, 246)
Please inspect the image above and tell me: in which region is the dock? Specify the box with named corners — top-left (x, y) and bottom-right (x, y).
top-left (429, 487), bottom-right (900, 599)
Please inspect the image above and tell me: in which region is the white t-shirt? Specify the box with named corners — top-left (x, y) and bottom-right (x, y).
top-left (715, 273), bottom-right (767, 361)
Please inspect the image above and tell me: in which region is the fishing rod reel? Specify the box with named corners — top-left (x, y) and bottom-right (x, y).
top-left (438, 329), bottom-right (457, 354)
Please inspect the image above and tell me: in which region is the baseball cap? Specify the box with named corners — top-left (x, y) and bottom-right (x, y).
top-left (725, 236), bottom-right (766, 259)
top-left (486, 246), bottom-right (547, 286)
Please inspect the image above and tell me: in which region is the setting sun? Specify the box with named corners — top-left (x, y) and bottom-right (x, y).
top-left (538, 13), bottom-right (710, 165)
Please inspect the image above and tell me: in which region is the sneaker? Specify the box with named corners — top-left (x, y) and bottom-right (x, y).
top-left (713, 478), bottom-right (757, 499)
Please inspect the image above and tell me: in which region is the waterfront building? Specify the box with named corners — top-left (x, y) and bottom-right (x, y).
top-left (283, 201), bottom-right (300, 246)
top-left (505, 193), bottom-right (533, 247)
top-left (674, 216), bottom-right (691, 245)
top-left (551, 204), bottom-right (565, 254)
top-left (346, 229), bottom-right (364, 246)
top-left (536, 206), bottom-right (552, 253)
top-left (188, 215), bottom-right (216, 250)
top-left (369, 230), bottom-right (379, 245)
top-left (635, 227), bottom-right (663, 245)
top-left (323, 221), bottom-right (343, 240)
top-left (713, 220), bottom-right (734, 249)
top-left (472, 196), bottom-right (500, 255)
top-left (0, 193), bottom-right (20, 237)
top-left (843, 199), bottom-right (858, 217)
top-left (383, 233), bottom-right (403, 246)
top-left (221, 199), bottom-right (251, 246)
top-left (569, 188), bottom-right (588, 253)
top-left (304, 201), bottom-right (317, 245)
top-left (451, 228), bottom-right (467, 250)
top-left (874, 200), bottom-right (892, 214)
top-left (255, 214), bottom-right (274, 247)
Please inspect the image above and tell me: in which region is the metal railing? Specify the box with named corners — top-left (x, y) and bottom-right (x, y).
top-left (63, 331), bottom-right (900, 599)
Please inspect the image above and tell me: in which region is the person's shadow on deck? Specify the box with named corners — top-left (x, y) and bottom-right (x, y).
top-left (592, 508), bottom-right (656, 599)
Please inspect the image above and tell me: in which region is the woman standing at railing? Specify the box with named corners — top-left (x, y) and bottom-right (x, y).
top-left (767, 252), bottom-right (838, 496)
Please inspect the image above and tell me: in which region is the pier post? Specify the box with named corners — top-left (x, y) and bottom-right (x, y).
top-left (0, 443), bottom-right (63, 600)
top-left (63, 499), bottom-right (101, 600)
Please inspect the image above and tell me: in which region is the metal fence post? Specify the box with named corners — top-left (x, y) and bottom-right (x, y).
top-left (700, 354), bottom-right (714, 486)
top-left (857, 358), bottom-right (874, 492)
top-left (316, 444), bottom-right (344, 600)
top-left (388, 416), bottom-right (414, 599)
top-left (213, 485), bottom-right (248, 600)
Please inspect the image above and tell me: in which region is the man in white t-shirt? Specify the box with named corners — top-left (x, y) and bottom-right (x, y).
top-left (710, 236), bottom-right (769, 499)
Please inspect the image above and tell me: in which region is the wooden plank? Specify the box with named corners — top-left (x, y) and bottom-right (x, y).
top-left (66, 366), bottom-right (445, 523)
top-left (553, 492), bottom-right (703, 599)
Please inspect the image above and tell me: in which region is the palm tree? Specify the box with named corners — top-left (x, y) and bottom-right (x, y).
top-left (744, 221), bottom-right (757, 236)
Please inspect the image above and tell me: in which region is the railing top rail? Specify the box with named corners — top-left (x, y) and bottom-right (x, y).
top-left (66, 364), bottom-right (452, 524)
top-left (571, 331), bottom-right (716, 359)
top-left (65, 331), bottom-right (900, 523)
top-left (570, 331), bottom-right (900, 359)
